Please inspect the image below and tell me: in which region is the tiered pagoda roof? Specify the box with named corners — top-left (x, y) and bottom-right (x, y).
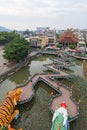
top-left (58, 29), bottom-right (78, 43)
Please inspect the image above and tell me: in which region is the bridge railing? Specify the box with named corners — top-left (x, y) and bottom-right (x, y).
top-left (39, 77), bottom-right (61, 94)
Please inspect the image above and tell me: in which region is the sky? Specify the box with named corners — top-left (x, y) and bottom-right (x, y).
top-left (0, 0), bottom-right (87, 30)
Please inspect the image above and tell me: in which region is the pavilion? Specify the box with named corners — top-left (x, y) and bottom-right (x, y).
top-left (58, 29), bottom-right (78, 49)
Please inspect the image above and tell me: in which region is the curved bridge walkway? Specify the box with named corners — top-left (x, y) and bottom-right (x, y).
top-left (18, 64), bottom-right (79, 121)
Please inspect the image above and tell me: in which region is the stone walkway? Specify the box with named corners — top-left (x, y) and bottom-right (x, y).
top-left (0, 47), bottom-right (16, 75)
top-left (0, 47), bottom-right (8, 74)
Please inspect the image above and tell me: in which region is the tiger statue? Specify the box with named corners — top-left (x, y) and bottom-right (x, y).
top-left (0, 88), bottom-right (23, 127)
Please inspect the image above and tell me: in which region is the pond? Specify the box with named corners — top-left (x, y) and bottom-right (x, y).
top-left (59, 58), bottom-right (87, 79)
top-left (0, 56), bottom-right (86, 102)
top-left (0, 55), bottom-right (86, 130)
top-left (70, 59), bottom-right (84, 78)
top-left (0, 55), bottom-right (53, 103)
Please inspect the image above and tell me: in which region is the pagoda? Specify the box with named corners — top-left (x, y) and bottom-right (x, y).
top-left (58, 29), bottom-right (78, 49)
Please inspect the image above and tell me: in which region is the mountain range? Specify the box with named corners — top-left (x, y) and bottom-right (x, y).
top-left (0, 26), bottom-right (11, 32)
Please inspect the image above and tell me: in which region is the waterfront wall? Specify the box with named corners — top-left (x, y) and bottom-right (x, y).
top-left (0, 52), bottom-right (41, 83)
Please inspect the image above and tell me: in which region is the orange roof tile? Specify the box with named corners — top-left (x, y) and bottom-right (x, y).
top-left (58, 30), bottom-right (78, 43)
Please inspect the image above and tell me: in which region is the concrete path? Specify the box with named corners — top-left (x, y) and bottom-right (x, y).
top-left (0, 47), bottom-right (9, 75)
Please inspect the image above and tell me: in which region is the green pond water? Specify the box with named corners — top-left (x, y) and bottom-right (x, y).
top-left (0, 55), bottom-right (86, 130)
top-left (70, 59), bottom-right (84, 77)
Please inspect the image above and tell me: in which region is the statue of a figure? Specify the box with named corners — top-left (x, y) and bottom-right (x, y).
top-left (51, 102), bottom-right (69, 130)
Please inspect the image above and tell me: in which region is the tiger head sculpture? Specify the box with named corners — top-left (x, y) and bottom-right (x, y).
top-left (6, 88), bottom-right (23, 105)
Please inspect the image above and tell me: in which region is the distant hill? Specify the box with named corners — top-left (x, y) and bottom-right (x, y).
top-left (0, 26), bottom-right (11, 32)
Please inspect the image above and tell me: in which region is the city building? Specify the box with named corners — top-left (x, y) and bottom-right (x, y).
top-left (74, 29), bottom-right (86, 52)
top-left (26, 36), bottom-right (48, 48)
top-left (35, 27), bottom-right (57, 45)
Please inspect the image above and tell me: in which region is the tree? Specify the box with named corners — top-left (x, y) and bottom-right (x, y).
top-left (0, 31), bottom-right (20, 45)
top-left (23, 29), bottom-right (30, 35)
top-left (56, 43), bottom-right (63, 49)
top-left (3, 37), bottom-right (30, 62)
top-left (85, 41), bottom-right (87, 46)
top-left (56, 33), bottom-right (60, 39)
top-left (69, 44), bottom-right (76, 49)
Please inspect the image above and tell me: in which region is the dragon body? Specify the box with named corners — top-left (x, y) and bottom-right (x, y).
top-left (51, 102), bottom-right (69, 130)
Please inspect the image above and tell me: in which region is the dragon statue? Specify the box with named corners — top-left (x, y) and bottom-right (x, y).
top-left (0, 88), bottom-right (22, 128)
top-left (51, 102), bottom-right (69, 130)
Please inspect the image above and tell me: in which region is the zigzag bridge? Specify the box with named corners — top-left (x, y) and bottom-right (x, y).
top-left (17, 58), bottom-right (79, 122)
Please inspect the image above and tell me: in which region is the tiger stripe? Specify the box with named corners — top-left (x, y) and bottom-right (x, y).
top-left (0, 108), bottom-right (10, 116)
top-left (5, 100), bottom-right (13, 111)
top-left (0, 112), bottom-right (9, 122)
top-left (0, 117), bottom-right (4, 125)
top-left (4, 100), bottom-right (13, 112)
top-left (6, 96), bottom-right (14, 109)
top-left (2, 104), bottom-right (11, 114)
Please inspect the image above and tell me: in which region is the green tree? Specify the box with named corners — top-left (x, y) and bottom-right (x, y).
top-left (85, 41), bottom-right (87, 46)
top-left (0, 31), bottom-right (20, 45)
top-left (69, 44), bottom-right (76, 49)
top-left (3, 37), bottom-right (29, 62)
top-left (23, 29), bottom-right (30, 35)
top-left (56, 34), bottom-right (60, 38)
top-left (56, 43), bottom-right (63, 49)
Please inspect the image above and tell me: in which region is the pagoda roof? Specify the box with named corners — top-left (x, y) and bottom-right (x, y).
top-left (58, 30), bottom-right (78, 43)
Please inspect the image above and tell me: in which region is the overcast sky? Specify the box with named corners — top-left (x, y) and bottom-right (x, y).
top-left (0, 0), bottom-right (87, 30)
